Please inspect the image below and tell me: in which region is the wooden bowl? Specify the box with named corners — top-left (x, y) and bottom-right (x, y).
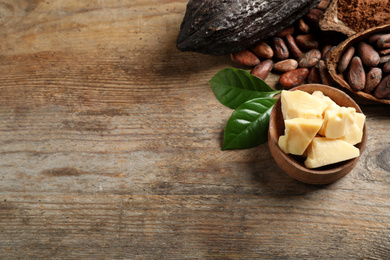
top-left (326, 24), bottom-right (390, 105)
top-left (268, 84), bottom-right (367, 185)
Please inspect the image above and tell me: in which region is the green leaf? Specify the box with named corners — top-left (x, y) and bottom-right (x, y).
top-left (210, 68), bottom-right (280, 109)
top-left (222, 98), bottom-right (277, 150)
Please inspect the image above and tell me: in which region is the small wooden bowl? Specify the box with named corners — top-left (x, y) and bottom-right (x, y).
top-left (268, 84), bottom-right (367, 185)
top-left (326, 24), bottom-right (390, 105)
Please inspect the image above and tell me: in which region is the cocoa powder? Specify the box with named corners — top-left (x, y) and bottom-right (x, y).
top-left (337, 0), bottom-right (390, 33)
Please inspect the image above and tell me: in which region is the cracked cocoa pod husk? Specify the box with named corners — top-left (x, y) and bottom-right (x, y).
top-left (176, 0), bottom-right (322, 56)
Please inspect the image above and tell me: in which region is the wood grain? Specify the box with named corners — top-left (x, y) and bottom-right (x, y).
top-left (0, 0), bottom-right (389, 259)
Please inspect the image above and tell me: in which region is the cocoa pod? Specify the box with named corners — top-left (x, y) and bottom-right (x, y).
top-left (298, 49), bottom-right (321, 68)
top-left (275, 26), bottom-right (295, 38)
top-left (357, 42), bottom-right (380, 67)
top-left (316, 0), bottom-right (331, 10)
top-left (251, 59), bottom-right (274, 80)
top-left (304, 8), bottom-right (323, 27)
top-left (374, 75), bottom-right (390, 99)
top-left (298, 19), bottom-right (310, 34)
top-left (347, 56), bottom-right (366, 91)
top-left (285, 34), bottom-right (303, 58)
top-left (383, 60), bottom-right (390, 74)
top-left (318, 60), bottom-right (333, 86)
top-left (307, 66), bottom-right (322, 84)
top-left (273, 59), bottom-right (299, 72)
top-left (251, 42), bottom-right (274, 59)
top-left (230, 50), bottom-right (260, 66)
top-left (279, 68), bottom-right (309, 89)
top-left (377, 34), bottom-right (390, 49)
top-left (273, 37), bottom-right (289, 60)
top-left (364, 67), bottom-right (382, 93)
top-left (296, 34), bottom-right (319, 49)
top-left (338, 46), bottom-right (355, 73)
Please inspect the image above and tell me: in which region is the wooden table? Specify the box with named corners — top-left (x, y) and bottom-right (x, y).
top-left (1, 1), bottom-right (389, 259)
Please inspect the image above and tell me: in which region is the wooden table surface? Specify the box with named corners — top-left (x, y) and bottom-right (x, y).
top-left (1, 1), bottom-right (389, 259)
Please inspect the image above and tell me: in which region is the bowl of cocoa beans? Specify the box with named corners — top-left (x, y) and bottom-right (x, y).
top-left (326, 24), bottom-right (390, 104)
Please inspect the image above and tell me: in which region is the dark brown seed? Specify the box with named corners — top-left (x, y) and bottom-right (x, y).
top-left (304, 8), bottom-right (323, 27)
top-left (272, 37), bottom-right (289, 60)
top-left (380, 55), bottom-right (390, 64)
top-left (298, 19), bottom-right (310, 34)
top-left (383, 60), bottom-right (390, 74)
top-left (338, 46), bottom-right (355, 73)
top-left (364, 67), bottom-right (382, 93)
top-left (273, 59), bottom-right (299, 72)
top-left (251, 42), bottom-right (274, 59)
top-left (318, 60), bottom-right (333, 86)
top-left (298, 49), bottom-right (321, 68)
top-left (285, 34), bottom-right (303, 59)
top-left (296, 34), bottom-right (319, 50)
top-left (347, 56), bottom-right (366, 91)
top-left (279, 68), bottom-right (309, 89)
top-left (322, 44), bottom-right (333, 59)
top-left (379, 49), bottom-right (390, 56)
top-left (307, 66), bottom-right (322, 84)
top-left (317, 0), bottom-right (331, 10)
top-left (275, 26), bottom-right (295, 38)
top-left (377, 34), bottom-right (390, 49)
top-left (374, 75), bottom-right (390, 99)
top-left (368, 34), bottom-right (384, 44)
top-left (357, 42), bottom-right (380, 67)
top-left (251, 59), bottom-right (274, 80)
top-left (230, 50), bottom-right (260, 67)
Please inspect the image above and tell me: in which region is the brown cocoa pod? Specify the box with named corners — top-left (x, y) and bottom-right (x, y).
top-left (275, 26), bottom-right (295, 38)
top-left (298, 49), bottom-right (321, 68)
top-left (383, 60), bottom-right (390, 74)
top-left (317, 0), bottom-right (331, 10)
top-left (380, 55), bottom-right (390, 64)
top-left (379, 49), bottom-right (390, 56)
top-left (273, 59), bottom-right (298, 72)
top-left (322, 44), bottom-right (333, 59)
top-left (364, 67), bottom-right (382, 93)
top-left (318, 60), bottom-right (333, 86)
top-left (374, 75), bottom-right (390, 99)
top-left (279, 68), bottom-right (309, 89)
top-left (251, 59), bottom-right (274, 80)
top-left (251, 42), bottom-right (274, 59)
top-left (377, 34), bottom-right (390, 49)
top-left (296, 34), bottom-right (319, 50)
top-left (304, 8), bottom-right (323, 27)
top-left (347, 56), bottom-right (366, 91)
top-left (285, 34), bottom-right (303, 59)
top-left (338, 46), bottom-right (355, 73)
top-left (357, 42), bottom-right (380, 67)
top-left (298, 18), bottom-right (310, 34)
top-left (272, 37), bottom-right (289, 60)
top-left (230, 50), bottom-right (260, 67)
top-left (307, 66), bottom-right (322, 84)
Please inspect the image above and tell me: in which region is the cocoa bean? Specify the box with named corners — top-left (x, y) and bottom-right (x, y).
top-left (279, 68), bottom-right (309, 89)
top-left (318, 60), bottom-right (333, 86)
top-left (296, 34), bottom-right (319, 50)
top-left (347, 56), bottom-right (366, 91)
top-left (383, 60), bottom-right (390, 74)
top-left (275, 26), bottom-right (295, 38)
top-left (317, 0), bottom-right (331, 10)
top-left (298, 49), bottom-right (321, 68)
top-left (285, 34), bottom-right (303, 59)
top-left (251, 42), bottom-right (274, 59)
top-left (272, 37), bottom-right (289, 60)
top-left (377, 34), bottom-right (390, 49)
top-left (322, 44), bottom-right (333, 59)
top-left (273, 59), bottom-right (298, 72)
top-left (251, 59), bottom-right (274, 80)
top-left (231, 50), bottom-right (260, 66)
top-left (338, 46), bottom-right (355, 73)
top-left (307, 66), bottom-right (322, 84)
top-left (374, 75), bottom-right (390, 99)
top-left (379, 49), bottom-right (390, 56)
top-left (357, 42), bottom-right (380, 67)
top-left (364, 67), bottom-right (382, 93)
top-left (368, 34), bottom-right (384, 44)
top-left (298, 19), bottom-right (310, 34)
top-left (304, 8), bottom-right (323, 27)
top-left (380, 55), bottom-right (390, 64)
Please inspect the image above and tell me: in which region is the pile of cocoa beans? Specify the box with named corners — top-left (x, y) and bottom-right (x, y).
top-left (341, 32), bottom-right (390, 100)
top-left (230, 0), bottom-right (343, 89)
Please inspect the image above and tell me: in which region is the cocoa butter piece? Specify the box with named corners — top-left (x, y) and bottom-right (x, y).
top-left (272, 37), bottom-right (289, 60)
top-left (357, 42), bottom-right (380, 67)
top-left (251, 59), bottom-right (274, 80)
top-left (273, 59), bottom-right (298, 72)
top-left (347, 56), bottom-right (366, 91)
top-left (298, 49), bottom-right (321, 68)
top-left (338, 46), bottom-right (355, 73)
top-left (374, 75), bottom-right (390, 99)
top-left (251, 42), bottom-right (274, 59)
top-left (364, 67), bottom-right (382, 93)
top-left (279, 68), bottom-right (309, 89)
top-left (230, 50), bottom-right (260, 67)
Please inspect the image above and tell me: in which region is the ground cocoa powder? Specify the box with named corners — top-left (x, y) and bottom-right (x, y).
top-left (337, 0), bottom-right (390, 32)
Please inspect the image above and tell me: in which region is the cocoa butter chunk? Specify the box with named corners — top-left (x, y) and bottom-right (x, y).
top-left (347, 56), bottom-right (366, 91)
top-left (176, 0), bottom-right (322, 55)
